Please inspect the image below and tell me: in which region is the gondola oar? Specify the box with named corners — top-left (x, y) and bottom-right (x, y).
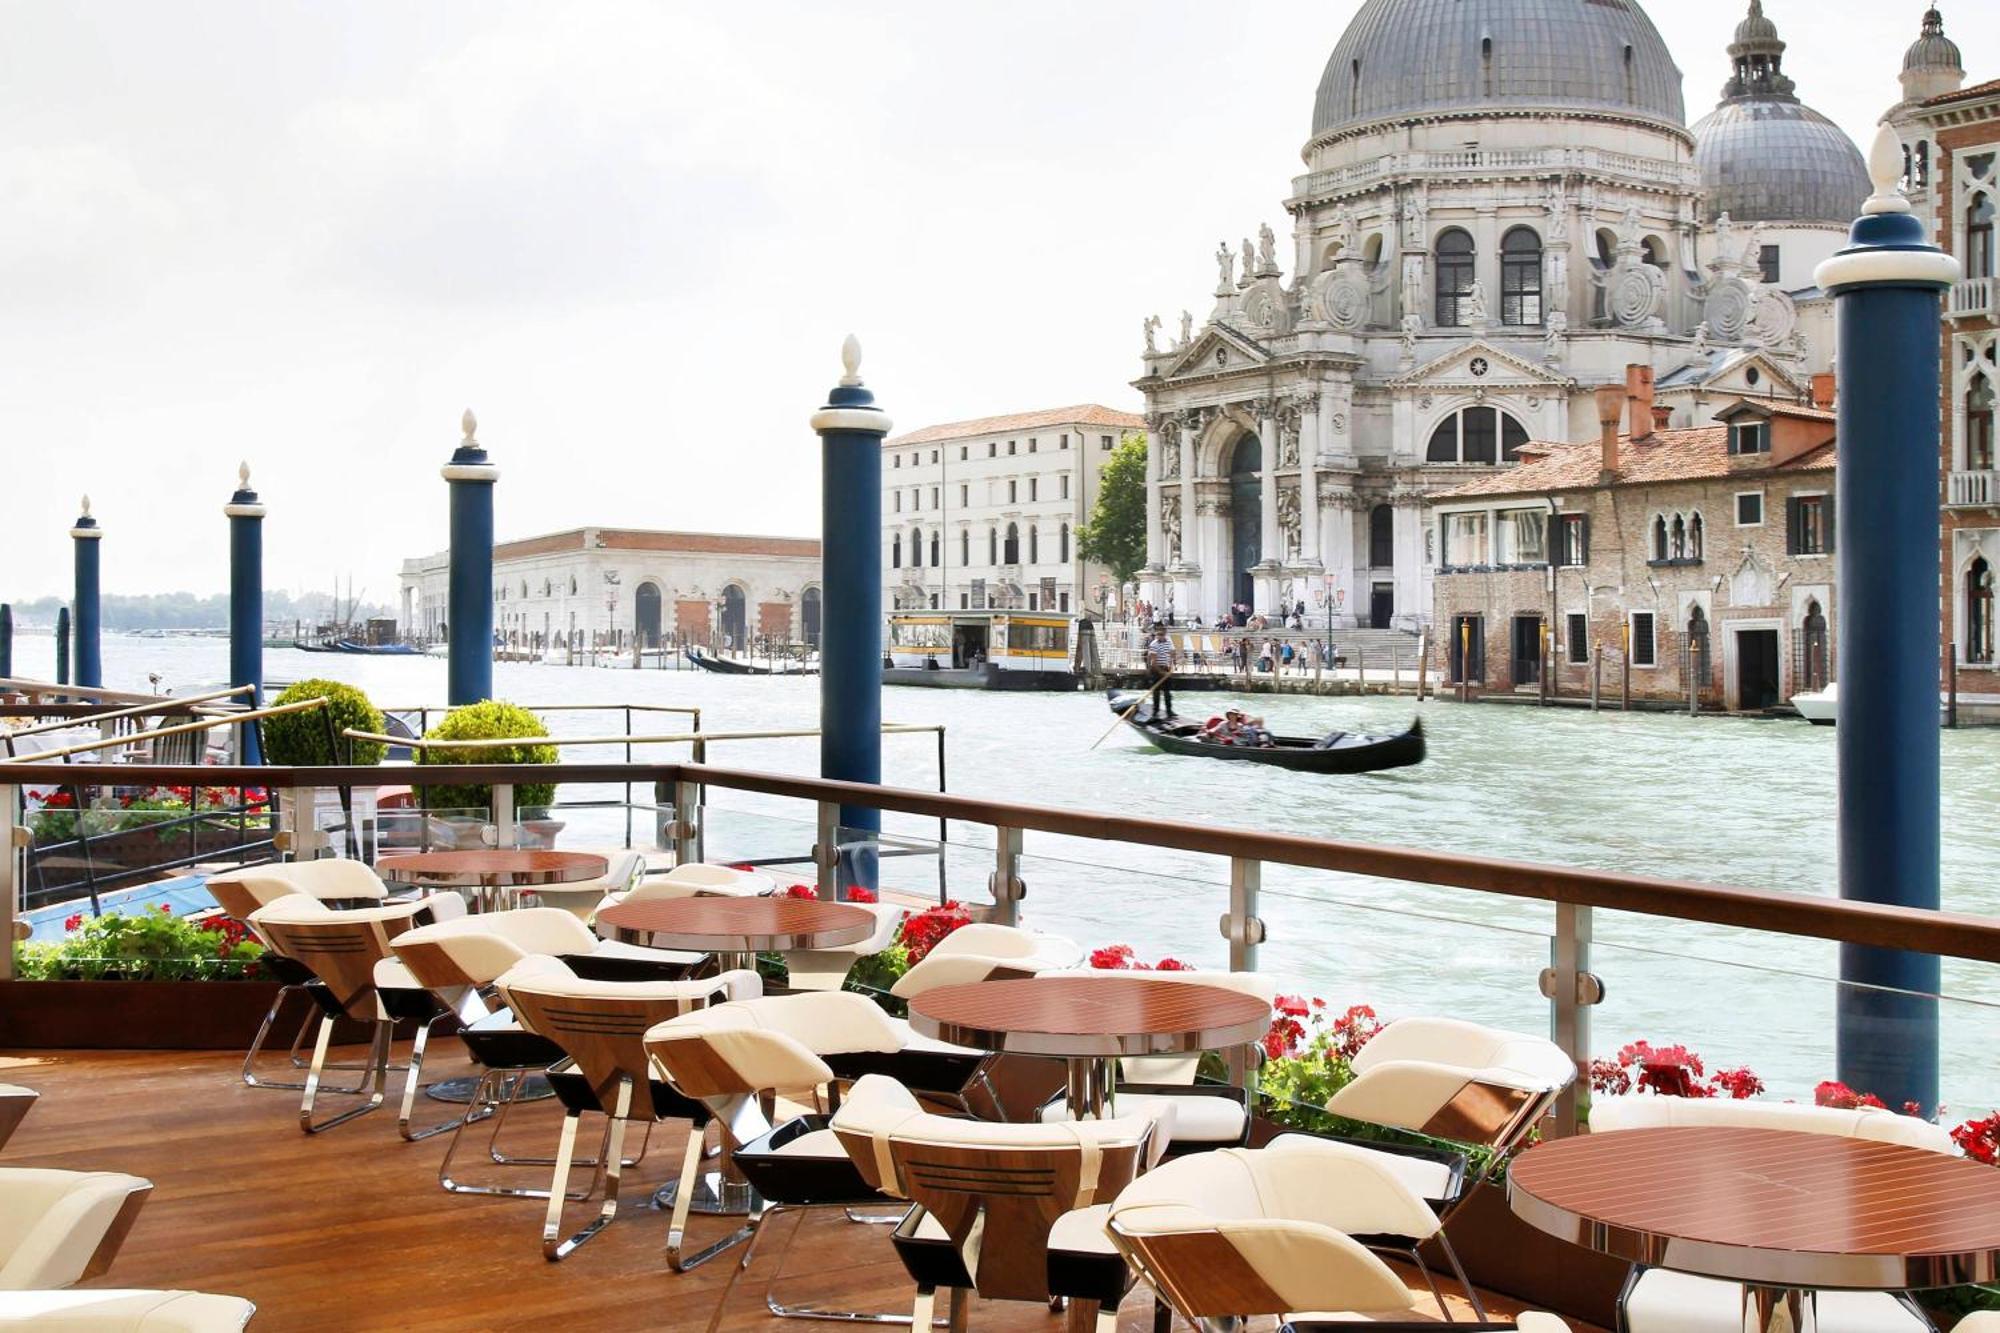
top-left (1090, 672), bottom-right (1172, 751)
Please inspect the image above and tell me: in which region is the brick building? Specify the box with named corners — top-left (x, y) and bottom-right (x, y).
top-left (1885, 19), bottom-right (1997, 719)
top-left (1428, 366), bottom-right (1837, 710)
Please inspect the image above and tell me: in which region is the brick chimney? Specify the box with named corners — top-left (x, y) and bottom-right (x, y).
top-left (1651, 404), bottom-right (1674, 431)
top-left (1625, 364), bottom-right (1656, 441)
top-left (1595, 386), bottom-right (1626, 480)
top-left (1810, 372), bottom-right (1835, 410)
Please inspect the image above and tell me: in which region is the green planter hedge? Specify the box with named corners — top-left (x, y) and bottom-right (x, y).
top-left (416, 700), bottom-right (558, 812)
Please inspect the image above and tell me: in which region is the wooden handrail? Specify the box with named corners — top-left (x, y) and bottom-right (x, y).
top-left (5, 755), bottom-right (1997, 965)
top-left (0, 697), bottom-right (326, 764)
top-left (339, 723), bottom-right (946, 749)
top-left (5, 686), bottom-right (254, 741)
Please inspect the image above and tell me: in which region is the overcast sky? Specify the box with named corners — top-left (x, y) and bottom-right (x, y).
top-left (2, 0), bottom-right (1990, 600)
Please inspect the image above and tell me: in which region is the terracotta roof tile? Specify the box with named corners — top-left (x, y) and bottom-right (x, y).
top-left (1435, 425), bottom-right (1835, 500)
top-left (1925, 76), bottom-right (2000, 107)
top-left (886, 404), bottom-right (1144, 447)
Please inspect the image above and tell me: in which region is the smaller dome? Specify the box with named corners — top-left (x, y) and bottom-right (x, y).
top-left (1735, 0), bottom-right (1779, 46)
top-left (1904, 8), bottom-right (1963, 74)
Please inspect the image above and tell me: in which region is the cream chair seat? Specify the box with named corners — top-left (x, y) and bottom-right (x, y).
top-left (1104, 1139), bottom-right (1569, 1331)
top-left (0, 1290), bottom-right (254, 1330)
top-left (829, 1074), bottom-right (1171, 1331)
top-left (525, 849), bottom-right (645, 923)
top-left (1035, 968), bottom-right (1278, 1153)
top-left (592, 861), bottom-right (773, 923)
top-left (1592, 1096), bottom-right (1948, 1333)
top-left (0, 1087), bottom-right (36, 1151)
top-left (780, 902), bottom-right (906, 992)
top-left (885, 923), bottom-right (1083, 998)
top-left (648, 993), bottom-right (915, 1306)
top-left (0, 1168), bottom-right (152, 1290)
top-left (494, 955), bottom-right (760, 1261)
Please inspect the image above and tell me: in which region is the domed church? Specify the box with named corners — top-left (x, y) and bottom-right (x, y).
top-left (1134, 0), bottom-right (1863, 631)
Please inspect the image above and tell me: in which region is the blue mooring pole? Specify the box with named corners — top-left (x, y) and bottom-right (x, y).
top-left (227, 463), bottom-right (267, 764)
top-left (811, 337), bottom-right (891, 897)
top-left (70, 497), bottom-right (101, 689)
top-left (55, 607), bottom-right (70, 686)
top-left (1817, 128), bottom-right (1961, 1115)
top-left (443, 410), bottom-right (498, 707)
top-left (0, 604), bottom-right (11, 680)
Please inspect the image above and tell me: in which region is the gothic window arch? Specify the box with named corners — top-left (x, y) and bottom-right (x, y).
top-left (1652, 514), bottom-right (1669, 562)
top-left (1969, 191), bottom-right (1995, 281)
top-left (1435, 228), bottom-right (1475, 327)
top-left (1689, 512), bottom-right (1705, 560)
top-left (1803, 597), bottom-right (1831, 686)
top-left (1670, 514), bottom-right (1686, 560)
top-left (1003, 522), bottom-right (1020, 565)
top-left (1969, 376), bottom-right (1996, 472)
top-left (1500, 226), bottom-right (1543, 326)
top-left (1968, 560), bottom-right (1994, 664)
top-left (1426, 406), bottom-right (1530, 464)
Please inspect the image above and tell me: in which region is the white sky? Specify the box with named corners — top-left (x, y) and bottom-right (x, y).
top-left (1, 0), bottom-right (1991, 600)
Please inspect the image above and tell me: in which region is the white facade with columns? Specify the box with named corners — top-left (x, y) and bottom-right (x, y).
top-left (1134, 0), bottom-right (1849, 632)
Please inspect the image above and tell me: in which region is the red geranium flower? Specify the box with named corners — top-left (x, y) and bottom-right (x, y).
top-left (782, 883), bottom-right (819, 900)
top-left (847, 887), bottom-right (878, 903)
top-left (1951, 1112), bottom-right (2000, 1165)
top-left (897, 901), bottom-right (971, 965)
top-left (1089, 945), bottom-right (1137, 971)
top-left (63, 913), bottom-right (83, 933)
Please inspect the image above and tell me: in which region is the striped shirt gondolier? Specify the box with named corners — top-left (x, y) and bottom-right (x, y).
top-left (1145, 638), bottom-right (1174, 671)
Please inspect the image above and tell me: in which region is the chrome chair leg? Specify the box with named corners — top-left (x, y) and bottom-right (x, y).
top-left (439, 1070), bottom-right (590, 1201)
top-left (753, 1203), bottom-right (937, 1326)
top-left (543, 1078), bottom-right (634, 1261)
top-left (666, 1122), bottom-right (754, 1273)
top-left (299, 1017), bottom-right (389, 1134)
top-left (397, 1014), bottom-right (485, 1142)
top-left (1435, 1231), bottom-right (1489, 1324)
top-left (241, 984), bottom-right (310, 1089)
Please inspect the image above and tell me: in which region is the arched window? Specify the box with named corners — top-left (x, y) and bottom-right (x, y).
top-left (1591, 229), bottom-right (1616, 322)
top-left (1641, 236), bottom-right (1667, 269)
top-left (909, 525), bottom-right (923, 568)
top-left (1968, 562), bottom-right (1994, 664)
top-left (1501, 227), bottom-right (1543, 326)
top-left (929, 531), bottom-right (939, 566)
top-left (1369, 503), bottom-right (1395, 568)
top-left (1060, 523), bottom-right (1070, 563)
top-left (1689, 512), bottom-right (1705, 560)
top-left (1670, 514), bottom-right (1686, 559)
top-left (959, 529), bottom-right (969, 565)
top-left (1969, 378), bottom-right (1996, 472)
top-left (1028, 524), bottom-right (1039, 564)
top-left (1803, 598), bottom-right (1831, 686)
top-left (988, 527), bottom-right (997, 564)
top-left (1688, 605), bottom-right (1711, 683)
top-left (1968, 193), bottom-right (1995, 281)
top-left (1426, 407), bottom-right (1530, 463)
top-left (1003, 522), bottom-right (1020, 564)
top-left (891, 535), bottom-right (902, 569)
top-left (1434, 229), bottom-right (1475, 327)
top-left (1652, 515), bottom-right (1669, 562)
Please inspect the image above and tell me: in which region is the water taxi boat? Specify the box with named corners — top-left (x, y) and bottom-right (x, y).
top-left (884, 611), bottom-right (1078, 690)
top-left (1106, 689), bottom-right (1425, 773)
top-left (1791, 681), bottom-right (1837, 726)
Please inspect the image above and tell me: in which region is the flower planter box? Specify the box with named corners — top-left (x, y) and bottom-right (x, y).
top-left (0, 979), bottom-right (387, 1050)
top-left (29, 823), bottom-right (265, 894)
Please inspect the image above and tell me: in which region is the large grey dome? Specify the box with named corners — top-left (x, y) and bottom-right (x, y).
top-left (1690, 2), bottom-right (1867, 226)
top-left (1310, 0), bottom-right (1687, 142)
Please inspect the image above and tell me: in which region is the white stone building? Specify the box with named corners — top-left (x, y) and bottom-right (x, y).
top-left (880, 405), bottom-right (1144, 617)
top-left (1134, 0), bottom-right (1863, 631)
top-left (399, 527), bottom-right (821, 654)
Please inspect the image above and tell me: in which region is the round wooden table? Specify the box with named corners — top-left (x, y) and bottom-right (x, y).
top-left (1509, 1125), bottom-right (2000, 1332)
top-left (907, 975), bottom-right (1272, 1118)
top-left (377, 849), bottom-right (607, 914)
top-left (592, 896), bottom-right (874, 972)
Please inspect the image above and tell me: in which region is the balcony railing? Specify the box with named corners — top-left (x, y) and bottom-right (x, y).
top-left (1949, 276), bottom-right (1995, 321)
top-left (8, 754), bottom-right (1999, 1137)
top-left (1948, 469), bottom-right (2000, 507)
top-left (1290, 147), bottom-right (1698, 202)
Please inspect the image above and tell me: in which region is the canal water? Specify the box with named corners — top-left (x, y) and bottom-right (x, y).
top-left (15, 631), bottom-right (2000, 1109)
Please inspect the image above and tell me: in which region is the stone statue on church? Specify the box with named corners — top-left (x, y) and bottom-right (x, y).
top-left (1400, 310), bottom-right (1422, 357)
top-left (1277, 486), bottom-right (1302, 560)
top-left (1241, 238), bottom-right (1257, 285)
top-left (1142, 315), bottom-right (1160, 354)
top-left (1545, 181), bottom-right (1567, 240)
top-left (1258, 222), bottom-right (1278, 274)
top-left (1329, 205), bottom-right (1355, 258)
top-left (1464, 278), bottom-right (1490, 326)
top-left (1179, 310), bottom-right (1193, 346)
top-left (1160, 493), bottom-right (1183, 563)
top-left (1216, 241), bottom-right (1235, 290)
top-left (1714, 211), bottom-right (1737, 265)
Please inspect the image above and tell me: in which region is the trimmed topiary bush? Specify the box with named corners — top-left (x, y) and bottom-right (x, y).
top-left (263, 679), bottom-right (386, 767)
top-left (417, 700), bottom-right (558, 812)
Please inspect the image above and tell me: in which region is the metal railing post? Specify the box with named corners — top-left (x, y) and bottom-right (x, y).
top-left (1542, 901), bottom-right (1599, 1138)
top-left (492, 783), bottom-right (516, 850)
top-left (671, 778), bottom-right (701, 866)
top-left (989, 827), bottom-right (1024, 927)
top-left (0, 783), bottom-right (20, 980)
top-left (1222, 857), bottom-right (1264, 973)
top-left (816, 800), bottom-right (840, 900)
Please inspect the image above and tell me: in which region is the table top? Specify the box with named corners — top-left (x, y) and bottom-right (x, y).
top-left (1508, 1125), bottom-right (2000, 1291)
top-left (592, 896), bottom-right (874, 952)
top-left (908, 976), bottom-right (1272, 1059)
top-left (376, 850), bottom-right (608, 887)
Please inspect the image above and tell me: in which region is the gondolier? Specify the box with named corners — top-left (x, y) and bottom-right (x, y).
top-left (1144, 624), bottom-right (1176, 717)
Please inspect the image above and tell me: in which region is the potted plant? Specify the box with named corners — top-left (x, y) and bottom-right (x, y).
top-left (415, 700), bottom-right (561, 844)
top-left (2, 905), bottom-right (283, 1049)
top-left (262, 679), bottom-right (387, 843)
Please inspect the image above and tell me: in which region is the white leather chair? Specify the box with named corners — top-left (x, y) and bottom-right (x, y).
top-left (829, 1074), bottom-right (1169, 1329)
top-left (246, 894), bottom-right (466, 1135)
top-left (593, 862), bottom-right (774, 923)
top-left (886, 923), bottom-right (1082, 999)
top-left (206, 861), bottom-right (395, 1090)
top-left (779, 902), bottom-right (906, 992)
top-left (1035, 968), bottom-right (1279, 1154)
top-left (1272, 1015), bottom-right (1577, 1323)
top-left (526, 848), bottom-right (645, 923)
top-left (1592, 1096), bottom-right (1950, 1333)
top-left (0, 1168), bottom-right (152, 1290)
top-left (494, 955), bottom-right (760, 1261)
top-left (1104, 1140), bottom-right (1568, 1331)
top-left (0, 1087), bottom-right (36, 1151)
top-left (0, 1290), bottom-right (254, 1330)
top-left (647, 992), bottom-right (912, 1300)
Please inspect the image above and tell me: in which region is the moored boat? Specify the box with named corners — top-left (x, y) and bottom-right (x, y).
top-left (1791, 681), bottom-right (1836, 726)
top-left (1104, 689), bottom-right (1425, 773)
top-left (885, 611), bottom-right (1078, 690)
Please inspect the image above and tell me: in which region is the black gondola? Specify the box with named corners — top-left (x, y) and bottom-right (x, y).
top-left (685, 648), bottom-right (817, 677)
top-left (1104, 690), bottom-right (1425, 774)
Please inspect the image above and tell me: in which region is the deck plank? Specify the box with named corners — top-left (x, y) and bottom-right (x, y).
top-left (0, 1046), bottom-right (1570, 1330)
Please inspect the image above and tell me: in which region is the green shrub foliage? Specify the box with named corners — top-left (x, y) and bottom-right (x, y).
top-left (417, 700), bottom-right (558, 812)
top-left (262, 679), bottom-right (386, 767)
